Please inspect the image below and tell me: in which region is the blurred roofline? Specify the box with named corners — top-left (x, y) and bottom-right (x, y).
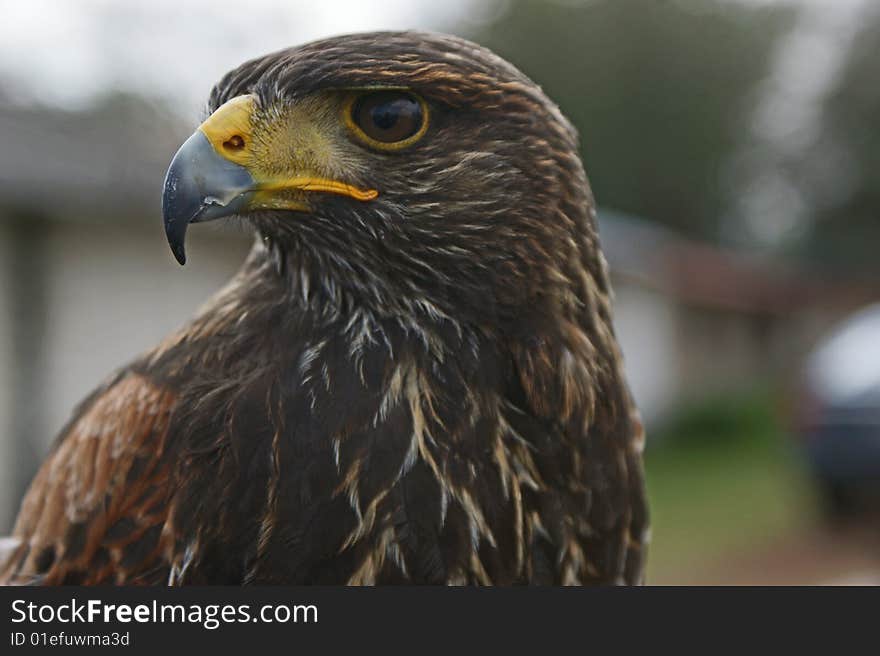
top-left (598, 208), bottom-right (880, 315)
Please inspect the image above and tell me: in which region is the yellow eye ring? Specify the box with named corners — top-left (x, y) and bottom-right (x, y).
top-left (343, 90), bottom-right (430, 152)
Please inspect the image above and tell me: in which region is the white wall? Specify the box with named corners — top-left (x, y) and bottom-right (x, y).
top-left (0, 219), bottom-right (250, 532)
top-left (0, 225), bottom-right (16, 531)
top-left (41, 221), bottom-right (251, 445)
top-left (612, 280), bottom-right (681, 426)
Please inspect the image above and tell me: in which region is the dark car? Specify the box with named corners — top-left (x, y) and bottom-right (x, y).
top-left (798, 304), bottom-right (880, 516)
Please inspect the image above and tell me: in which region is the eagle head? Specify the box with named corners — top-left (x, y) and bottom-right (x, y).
top-left (162, 31), bottom-right (601, 326)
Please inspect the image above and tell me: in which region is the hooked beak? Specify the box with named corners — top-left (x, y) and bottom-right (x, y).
top-left (162, 130), bottom-right (254, 265)
top-left (162, 94), bottom-right (378, 265)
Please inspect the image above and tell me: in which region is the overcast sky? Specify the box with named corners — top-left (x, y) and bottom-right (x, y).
top-left (0, 0), bottom-right (869, 121)
top-left (0, 0), bottom-right (490, 117)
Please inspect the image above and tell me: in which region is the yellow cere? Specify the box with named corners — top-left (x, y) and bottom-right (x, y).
top-left (198, 94), bottom-right (257, 167)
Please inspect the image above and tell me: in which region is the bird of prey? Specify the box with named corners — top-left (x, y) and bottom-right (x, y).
top-left (1, 31), bottom-right (648, 585)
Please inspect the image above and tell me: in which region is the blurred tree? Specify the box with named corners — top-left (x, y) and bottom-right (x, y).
top-left (469, 0), bottom-right (794, 241)
top-left (794, 8), bottom-right (880, 273)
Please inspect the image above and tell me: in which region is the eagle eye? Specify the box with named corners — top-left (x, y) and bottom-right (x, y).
top-left (346, 91), bottom-right (428, 150)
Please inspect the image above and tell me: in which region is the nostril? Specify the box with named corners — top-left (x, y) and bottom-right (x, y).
top-left (223, 134), bottom-right (246, 151)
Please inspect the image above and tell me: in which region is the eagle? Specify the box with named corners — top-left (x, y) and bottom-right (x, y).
top-left (1, 31), bottom-right (648, 585)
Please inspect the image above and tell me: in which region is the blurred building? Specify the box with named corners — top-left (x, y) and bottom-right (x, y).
top-left (605, 210), bottom-right (880, 423)
top-left (1, 97), bottom-right (878, 532)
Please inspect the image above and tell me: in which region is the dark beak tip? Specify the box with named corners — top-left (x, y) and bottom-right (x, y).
top-left (172, 246), bottom-right (187, 266)
top-left (162, 194), bottom-right (188, 266)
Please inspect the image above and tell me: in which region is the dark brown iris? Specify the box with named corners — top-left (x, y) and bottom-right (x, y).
top-left (352, 91), bottom-right (424, 144)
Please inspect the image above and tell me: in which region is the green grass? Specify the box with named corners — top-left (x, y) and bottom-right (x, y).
top-left (642, 390), bottom-right (817, 584)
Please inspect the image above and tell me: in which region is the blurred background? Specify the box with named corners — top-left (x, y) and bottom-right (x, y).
top-left (1, 0), bottom-right (879, 584)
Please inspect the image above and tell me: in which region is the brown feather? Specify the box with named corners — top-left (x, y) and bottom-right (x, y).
top-left (1, 374), bottom-right (175, 584)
